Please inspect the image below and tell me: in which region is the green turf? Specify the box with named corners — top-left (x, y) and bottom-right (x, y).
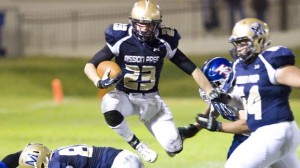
top-left (1, 97), bottom-right (300, 167)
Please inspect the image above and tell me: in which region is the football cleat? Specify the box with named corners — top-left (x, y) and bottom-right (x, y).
top-left (136, 142), bottom-right (158, 163)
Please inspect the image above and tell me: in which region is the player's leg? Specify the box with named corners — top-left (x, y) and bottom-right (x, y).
top-left (144, 99), bottom-right (183, 157)
top-left (102, 90), bottom-right (157, 163)
top-left (225, 122), bottom-right (294, 168)
top-left (271, 153), bottom-right (300, 168)
top-left (226, 134), bottom-right (249, 159)
top-left (111, 150), bottom-right (144, 168)
top-left (101, 90), bottom-right (135, 143)
top-left (271, 121), bottom-right (300, 168)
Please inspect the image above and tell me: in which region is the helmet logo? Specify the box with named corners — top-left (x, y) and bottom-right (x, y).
top-left (24, 153), bottom-right (38, 166)
top-left (214, 64), bottom-right (232, 77)
top-left (250, 23), bottom-right (265, 38)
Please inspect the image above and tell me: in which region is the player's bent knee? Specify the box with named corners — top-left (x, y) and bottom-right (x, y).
top-left (164, 138), bottom-right (183, 154)
top-left (104, 110), bottom-right (124, 127)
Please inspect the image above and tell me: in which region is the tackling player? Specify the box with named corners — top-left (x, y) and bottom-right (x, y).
top-left (0, 143), bottom-right (144, 168)
top-left (84, 0), bottom-right (219, 163)
top-left (178, 57), bottom-right (249, 159)
top-left (198, 18), bottom-right (300, 168)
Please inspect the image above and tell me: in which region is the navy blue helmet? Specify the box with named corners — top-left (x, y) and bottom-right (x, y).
top-left (201, 57), bottom-right (232, 87)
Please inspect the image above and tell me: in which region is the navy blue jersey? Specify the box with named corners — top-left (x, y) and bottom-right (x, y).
top-left (48, 145), bottom-right (121, 168)
top-left (104, 23), bottom-right (182, 93)
top-left (233, 46), bottom-right (295, 131)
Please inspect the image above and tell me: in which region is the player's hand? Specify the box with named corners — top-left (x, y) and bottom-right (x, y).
top-left (199, 88), bottom-right (211, 104)
top-left (178, 124), bottom-right (200, 141)
top-left (208, 89), bottom-right (231, 104)
top-left (97, 69), bottom-right (122, 89)
top-left (195, 114), bottom-right (222, 132)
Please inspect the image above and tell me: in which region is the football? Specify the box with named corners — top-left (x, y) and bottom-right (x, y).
top-left (96, 61), bottom-right (121, 78)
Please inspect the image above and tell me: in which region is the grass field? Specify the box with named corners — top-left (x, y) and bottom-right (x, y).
top-left (1, 97), bottom-right (300, 168)
top-left (0, 49), bottom-right (300, 167)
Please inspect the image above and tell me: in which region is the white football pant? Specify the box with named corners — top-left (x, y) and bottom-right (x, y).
top-left (101, 89), bottom-right (182, 153)
top-left (225, 121), bottom-right (300, 168)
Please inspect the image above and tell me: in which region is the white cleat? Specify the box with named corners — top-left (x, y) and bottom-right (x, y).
top-left (136, 142), bottom-right (158, 163)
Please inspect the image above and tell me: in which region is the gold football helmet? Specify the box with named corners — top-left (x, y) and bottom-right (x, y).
top-left (129, 0), bottom-right (162, 42)
top-left (229, 18), bottom-right (271, 60)
top-left (19, 143), bottom-right (51, 168)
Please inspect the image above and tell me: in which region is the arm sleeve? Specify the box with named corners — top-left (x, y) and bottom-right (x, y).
top-left (0, 162), bottom-right (8, 168)
top-left (88, 45), bottom-right (114, 67)
top-left (170, 49), bottom-right (197, 75)
top-left (1, 151), bottom-right (22, 168)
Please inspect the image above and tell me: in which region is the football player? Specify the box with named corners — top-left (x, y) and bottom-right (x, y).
top-left (84, 0), bottom-right (219, 163)
top-left (199, 18), bottom-right (300, 168)
top-left (0, 143), bottom-right (144, 168)
top-left (178, 57), bottom-right (249, 159)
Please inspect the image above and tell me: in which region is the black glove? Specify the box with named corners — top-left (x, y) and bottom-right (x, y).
top-left (178, 124), bottom-right (199, 141)
top-left (209, 89), bottom-right (231, 104)
top-left (97, 69), bottom-right (122, 89)
top-left (195, 114), bottom-right (222, 132)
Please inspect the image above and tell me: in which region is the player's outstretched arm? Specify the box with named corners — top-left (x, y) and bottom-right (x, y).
top-left (177, 106), bottom-right (212, 140)
top-left (196, 113), bottom-right (250, 134)
top-left (276, 65), bottom-right (300, 88)
top-left (191, 68), bottom-right (214, 94)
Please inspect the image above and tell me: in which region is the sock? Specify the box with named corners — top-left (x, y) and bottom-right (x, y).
top-left (128, 135), bottom-right (140, 149)
top-left (111, 120), bottom-right (134, 142)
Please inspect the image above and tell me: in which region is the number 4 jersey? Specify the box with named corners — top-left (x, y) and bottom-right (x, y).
top-left (232, 46), bottom-right (295, 131)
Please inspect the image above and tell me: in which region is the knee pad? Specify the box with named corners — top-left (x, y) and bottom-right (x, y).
top-left (104, 110), bottom-right (124, 127)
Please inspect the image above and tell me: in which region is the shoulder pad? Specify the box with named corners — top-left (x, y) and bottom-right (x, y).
top-left (158, 26), bottom-right (181, 49)
top-left (262, 46), bottom-right (295, 68)
top-left (105, 23), bottom-right (130, 46)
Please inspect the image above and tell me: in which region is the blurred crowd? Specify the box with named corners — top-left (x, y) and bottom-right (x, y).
top-left (201, 0), bottom-right (269, 33)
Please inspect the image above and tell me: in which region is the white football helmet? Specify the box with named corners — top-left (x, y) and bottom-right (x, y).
top-left (229, 18), bottom-right (271, 61)
top-left (129, 0), bottom-right (162, 42)
top-left (19, 143), bottom-right (51, 168)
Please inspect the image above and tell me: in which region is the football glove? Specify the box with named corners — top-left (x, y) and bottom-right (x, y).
top-left (97, 69), bottom-right (122, 89)
top-left (178, 124), bottom-right (199, 141)
top-left (208, 89), bottom-right (231, 104)
top-left (196, 114), bottom-right (222, 132)
top-left (199, 88), bottom-right (211, 104)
